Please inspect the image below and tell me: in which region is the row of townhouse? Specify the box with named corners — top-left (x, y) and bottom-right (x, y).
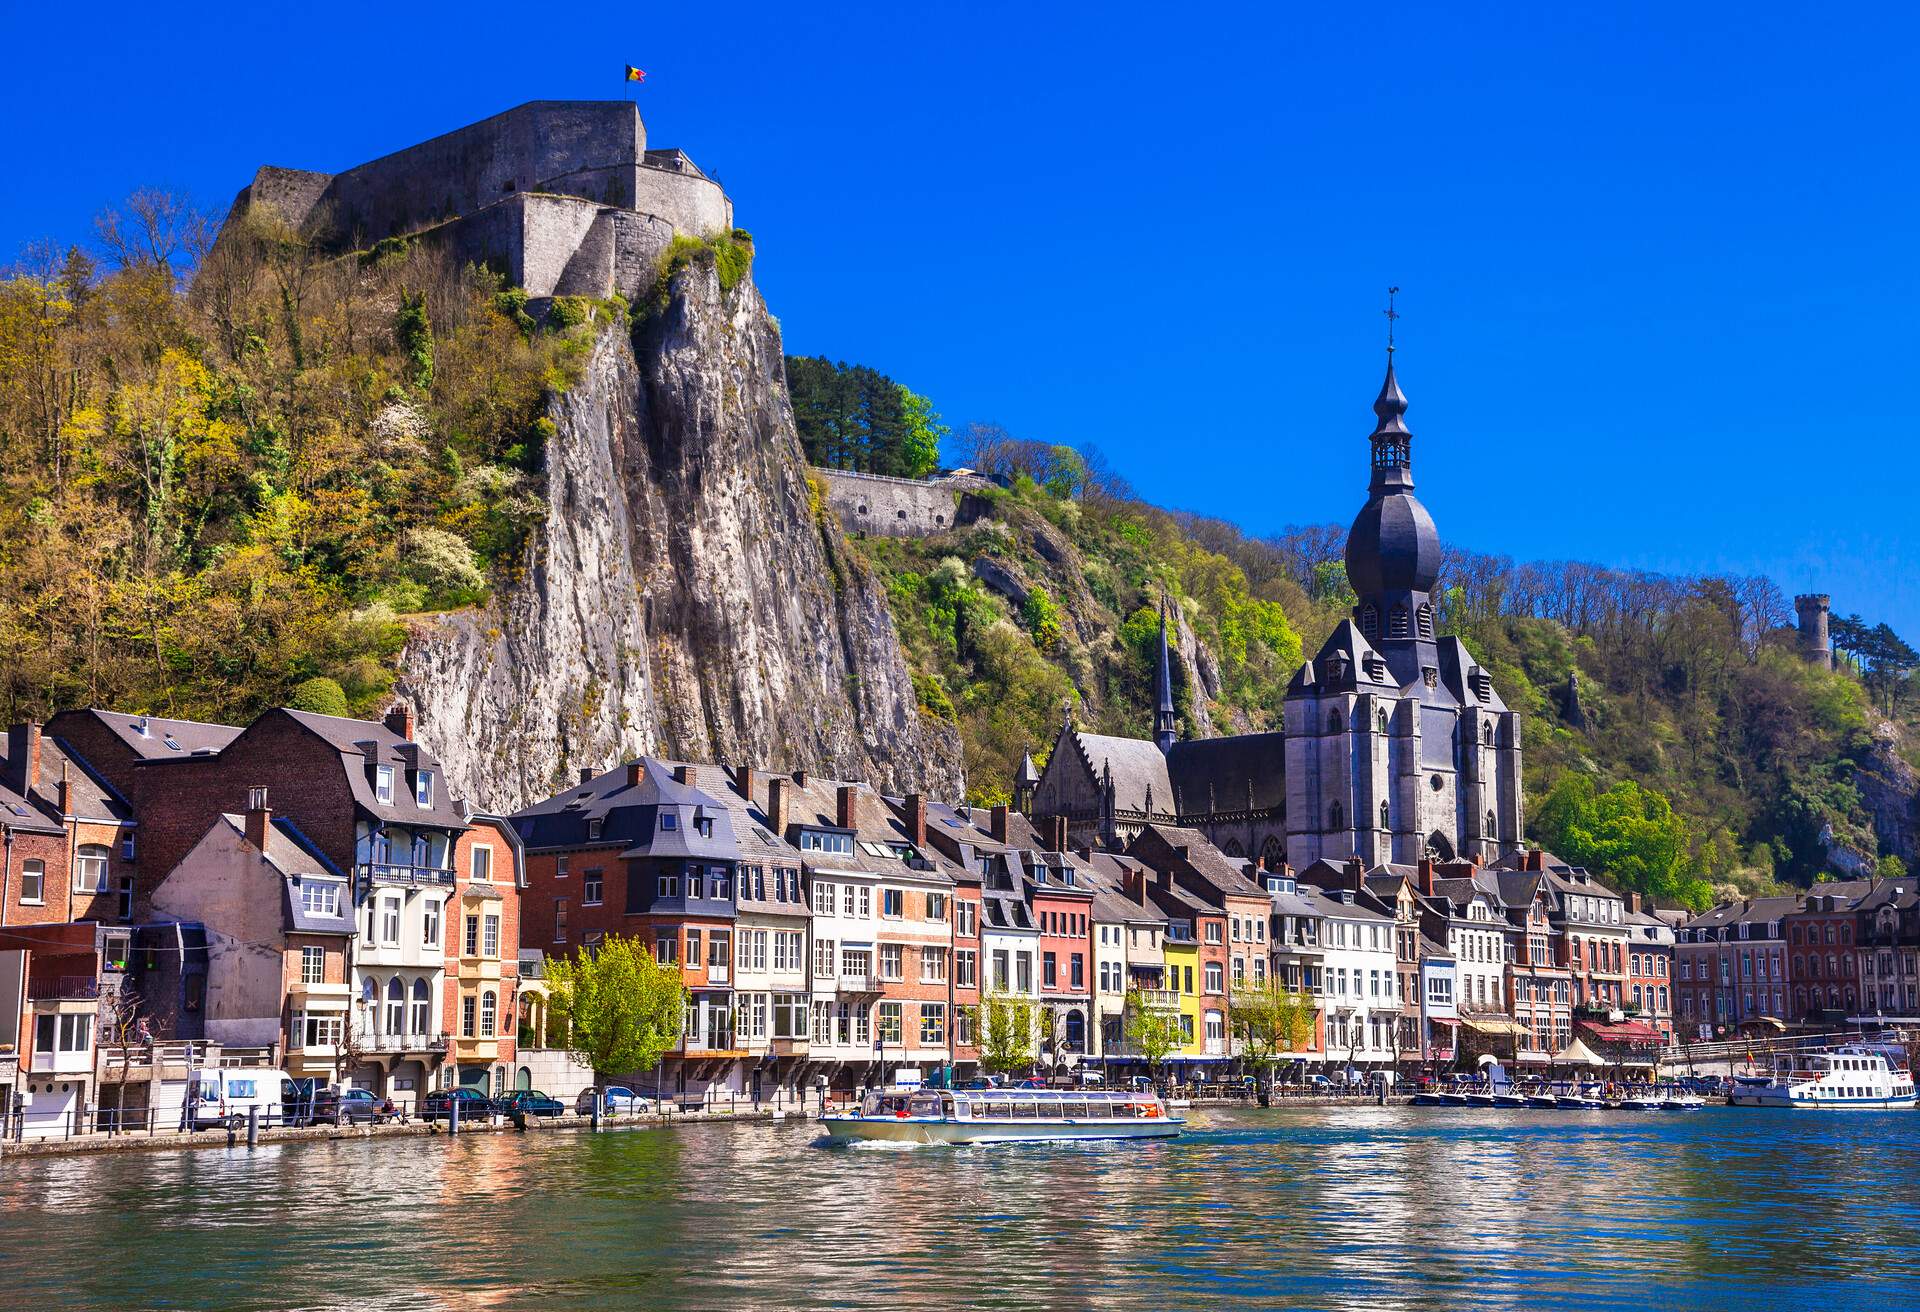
top-left (1, 707), bottom-right (531, 1132)
top-left (1673, 874), bottom-right (1920, 1038)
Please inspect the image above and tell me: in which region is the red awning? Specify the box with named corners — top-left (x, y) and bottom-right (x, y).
top-left (1580, 1021), bottom-right (1662, 1043)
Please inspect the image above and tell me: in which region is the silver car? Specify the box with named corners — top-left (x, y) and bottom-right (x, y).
top-left (576, 1085), bottom-right (653, 1116)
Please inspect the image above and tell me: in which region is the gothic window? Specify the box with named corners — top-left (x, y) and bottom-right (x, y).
top-left (1426, 831), bottom-right (1456, 862)
top-left (1329, 802), bottom-right (1345, 831)
top-left (1326, 707), bottom-right (1342, 734)
top-left (1485, 810), bottom-right (1497, 839)
top-left (1360, 604), bottom-right (1379, 639)
top-left (1417, 604), bottom-right (1435, 638)
top-left (1261, 837), bottom-right (1285, 871)
top-left (1483, 723), bottom-right (1494, 747)
top-left (1377, 708), bottom-right (1389, 734)
top-left (1389, 606), bottom-right (1410, 639)
top-left (1223, 838), bottom-right (1245, 858)
top-left (1379, 800), bottom-right (1390, 830)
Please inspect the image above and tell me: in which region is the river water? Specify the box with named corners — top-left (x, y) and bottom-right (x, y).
top-left (2, 1104), bottom-right (1914, 1310)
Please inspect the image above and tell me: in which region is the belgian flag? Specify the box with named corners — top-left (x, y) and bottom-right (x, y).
top-left (624, 65), bottom-right (646, 83)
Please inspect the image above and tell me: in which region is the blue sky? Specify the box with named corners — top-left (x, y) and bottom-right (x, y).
top-left (3, 1), bottom-right (1914, 636)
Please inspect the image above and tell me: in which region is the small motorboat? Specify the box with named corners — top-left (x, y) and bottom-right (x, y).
top-left (1525, 1094), bottom-right (1561, 1109)
top-left (822, 1086), bottom-right (1182, 1145)
top-left (1491, 1091), bottom-right (1529, 1108)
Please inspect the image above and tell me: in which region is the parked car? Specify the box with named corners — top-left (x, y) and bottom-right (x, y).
top-left (577, 1086), bottom-right (654, 1115)
top-left (1305, 1073), bottom-right (1334, 1092)
top-left (497, 1090), bottom-right (566, 1118)
top-left (307, 1088), bottom-right (395, 1125)
top-left (420, 1087), bottom-right (496, 1122)
top-left (190, 1067), bottom-right (295, 1129)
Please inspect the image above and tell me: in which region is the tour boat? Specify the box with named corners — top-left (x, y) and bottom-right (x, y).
top-left (1727, 1045), bottom-right (1917, 1109)
top-left (821, 1086), bottom-right (1183, 1145)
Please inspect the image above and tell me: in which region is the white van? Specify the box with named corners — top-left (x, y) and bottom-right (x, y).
top-left (190, 1066), bottom-right (294, 1129)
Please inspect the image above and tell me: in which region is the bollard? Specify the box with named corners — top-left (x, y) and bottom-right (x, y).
top-left (227, 1117), bottom-right (238, 1148)
top-left (247, 1106), bottom-right (259, 1147)
top-left (591, 1095), bottom-right (601, 1133)
top-left (449, 1096), bottom-right (459, 1137)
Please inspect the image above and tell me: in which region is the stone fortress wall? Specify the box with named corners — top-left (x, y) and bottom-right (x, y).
top-left (221, 101), bottom-right (732, 302)
top-left (811, 468), bottom-right (994, 539)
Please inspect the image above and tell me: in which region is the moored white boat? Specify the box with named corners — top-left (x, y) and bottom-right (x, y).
top-left (822, 1087), bottom-right (1184, 1145)
top-left (1727, 1045), bottom-right (1917, 1109)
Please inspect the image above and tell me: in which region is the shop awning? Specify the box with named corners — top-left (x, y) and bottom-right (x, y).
top-left (1458, 1014), bottom-right (1529, 1038)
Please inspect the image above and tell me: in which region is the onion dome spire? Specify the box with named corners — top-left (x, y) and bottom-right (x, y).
top-left (1369, 287), bottom-right (1412, 483)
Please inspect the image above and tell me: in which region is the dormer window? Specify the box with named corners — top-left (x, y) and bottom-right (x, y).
top-left (375, 765), bottom-right (395, 804)
top-left (415, 771), bottom-right (434, 807)
top-left (588, 818), bottom-right (604, 840)
top-left (695, 816), bottom-right (714, 839)
top-left (660, 813), bottom-right (678, 831)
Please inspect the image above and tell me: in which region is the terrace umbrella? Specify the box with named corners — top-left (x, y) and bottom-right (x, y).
top-left (1552, 1038), bottom-right (1606, 1069)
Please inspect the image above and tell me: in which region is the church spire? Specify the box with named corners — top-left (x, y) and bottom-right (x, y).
top-left (1154, 591), bottom-right (1177, 755)
top-left (1369, 287), bottom-right (1412, 485)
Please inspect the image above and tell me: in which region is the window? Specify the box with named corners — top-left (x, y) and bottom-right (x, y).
top-left (813, 881), bottom-right (836, 916)
top-left (470, 845), bottom-right (492, 883)
top-left (74, 844), bottom-right (109, 894)
top-left (411, 978), bottom-right (431, 1033)
top-left (688, 870), bottom-right (705, 900)
top-left (19, 858), bottom-right (43, 904)
top-left (554, 898), bottom-right (568, 943)
top-left (415, 771), bottom-right (434, 807)
top-left (878, 1002), bottom-right (904, 1044)
top-left (956, 949), bottom-right (977, 988)
top-left (927, 892), bottom-right (948, 922)
top-left (1203, 963), bottom-right (1223, 994)
top-left (922, 947), bottom-right (948, 983)
top-left (462, 995), bottom-right (477, 1038)
top-left (1016, 953), bottom-right (1033, 993)
top-left (584, 870), bottom-right (604, 906)
top-left (301, 880), bottom-right (340, 917)
top-left (814, 938), bottom-right (836, 977)
top-left (1070, 953), bottom-right (1084, 990)
top-left (1043, 953), bottom-right (1058, 988)
top-left (465, 914), bottom-right (481, 957)
top-left (1205, 921), bottom-right (1222, 945)
top-left (301, 945), bottom-right (326, 984)
top-left (385, 977), bottom-right (405, 1033)
top-left (657, 874), bottom-right (680, 899)
top-left (883, 888), bottom-right (904, 918)
top-left (992, 950), bottom-right (1010, 991)
top-left (587, 818), bottom-right (603, 841)
top-left (957, 901), bottom-right (978, 937)
top-left (919, 1003), bottom-right (947, 1046)
top-left (880, 943), bottom-right (904, 980)
top-left (556, 854), bottom-right (569, 880)
top-left (841, 947), bottom-right (871, 978)
top-left (380, 896), bottom-right (402, 946)
top-left (423, 900), bottom-right (441, 948)
top-left (484, 914), bottom-right (501, 958)
top-left (800, 830), bottom-right (854, 854)
top-left (1329, 802), bottom-right (1344, 830)
top-left (375, 765), bottom-right (395, 804)
top-left (708, 931), bottom-right (730, 970)
top-left (481, 990), bottom-right (497, 1037)
top-left (657, 935), bottom-right (679, 964)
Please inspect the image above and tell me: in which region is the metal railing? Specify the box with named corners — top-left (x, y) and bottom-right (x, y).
top-left (359, 862), bottom-right (455, 886)
top-left (27, 977), bottom-right (100, 1001)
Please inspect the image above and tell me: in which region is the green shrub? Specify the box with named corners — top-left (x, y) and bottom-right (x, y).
top-left (288, 676), bottom-right (350, 717)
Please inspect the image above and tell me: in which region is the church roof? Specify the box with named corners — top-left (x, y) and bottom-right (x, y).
top-left (1068, 731), bottom-right (1174, 815)
top-left (1287, 620), bottom-right (1399, 697)
top-left (1165, 734), bottom-right (1287, 814)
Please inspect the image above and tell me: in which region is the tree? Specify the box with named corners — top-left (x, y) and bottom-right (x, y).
top-left (1123, 988), bottom-right (1182, 1087)
top-left (1231, 978), bottom-right (1318, 1103)
top-left (543, 935), bottom-right (688, 1086)
top-left (969, 988), bottom-right (1038, 1076)
top-left (97, 987), bottom-right (148, 1133)
top-left (289, 676), bottom-right (350, 717)
top-left (896, 386), bottom-right (947, 479)
top-left (1532, 774), bottom-right (1713, 910)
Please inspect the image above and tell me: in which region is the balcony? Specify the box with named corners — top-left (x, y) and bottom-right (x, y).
top-left (27, 976), bottom-right (100, 1002)
top-left (359, 862), bottom-right (454, 887)
top-left (31, 1048), bottom-right (93, 1074)
top-left (1137, 989), bottom-right (1181, 1011)
top-left (453, 1035), bottom-right (499, 1060)
top-left (772, 1037), bottom-right (810, 1057)
top-left (358, 1032), bottom-right (450, 1054)
top-left (837, 974), bottom-right (885, 994)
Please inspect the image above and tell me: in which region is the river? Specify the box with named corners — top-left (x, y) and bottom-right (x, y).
top-left (2, 1104), bottom-right (1914, 1309)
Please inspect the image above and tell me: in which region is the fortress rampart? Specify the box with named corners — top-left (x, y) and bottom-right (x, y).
top-left (812, 468), bottom-right (993, 539)
top-left (220, 101), bottom-right (732, 301)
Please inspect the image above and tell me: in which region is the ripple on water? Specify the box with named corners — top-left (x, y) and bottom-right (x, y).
top-left (1, 1107), bottom-right (1917, 1309)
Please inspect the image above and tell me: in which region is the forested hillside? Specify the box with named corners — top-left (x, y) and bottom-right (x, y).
top-left (794, 393), bottom-right (1920, 911)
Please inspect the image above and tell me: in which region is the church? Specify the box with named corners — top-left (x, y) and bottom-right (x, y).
top-left (1019, 350), bottom-right (1524, 871)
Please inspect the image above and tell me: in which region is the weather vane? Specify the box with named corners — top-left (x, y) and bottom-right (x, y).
top-left (1384, 286), bottom-right (1400, 355)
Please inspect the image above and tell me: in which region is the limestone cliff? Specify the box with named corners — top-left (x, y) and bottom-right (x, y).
top-left (395, 263), bottom-right (963, 811)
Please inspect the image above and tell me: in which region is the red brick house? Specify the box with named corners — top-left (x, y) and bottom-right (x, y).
top-left (2, 723), bottom-right (139, 926)
top-left (446, 813), bottom-right (524, 1095)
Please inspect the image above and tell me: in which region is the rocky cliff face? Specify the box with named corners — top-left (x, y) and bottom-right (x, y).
top-left (396, 263), bottom-right (963, 812)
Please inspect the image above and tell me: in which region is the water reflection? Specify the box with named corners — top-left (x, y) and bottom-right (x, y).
top-left (1, 1108), bottom-right (1917, 1310)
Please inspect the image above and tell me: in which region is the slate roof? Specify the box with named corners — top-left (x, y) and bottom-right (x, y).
top-left (1299, 884), bottom-right (1394, 925)
top-left (0, 775), bottom-right (62, 834)
top-left (196, 812), bottom-right (358, 936)
top-left (1133, 823), bottom-right (1265, 900)
top-left (1066, 731), bottom-right (1174, 815)
top-left (65, 709), bottom-right (243, 760)
top-left (740, 772), bottom-right (956, 885)
top-left (278, 710), bottom-right (468, 831)
top-left (1165, 734), bottom-right (1287, 814)
top-left (512, 758), bottom-right (739, 860)
top-left (41, 737), bottom-right (135, 825)
top-left (1683, 895), bottom-right (1804, 933)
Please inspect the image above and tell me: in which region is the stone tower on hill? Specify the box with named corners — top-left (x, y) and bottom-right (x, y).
top-left (1795, 594), bottom-right (1832, 670)
top-left (219, 101), bottom-right (732, 302)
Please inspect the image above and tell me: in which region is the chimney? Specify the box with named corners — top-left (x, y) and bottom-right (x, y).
top-left (1344, 855), bottom-right (1366, 894)
top-left (1418, 857), bottom-right (1436, 897)
top-left (5, 722), bottom-right (41, 794)
top-left (1045, 815), bottom-right (1067, 853)
top-left (579, 767), bottom-right (595, 786)
top-left (673, 764), bottom-right (692, 785)
top-left (244, 786), bottom-right (272, 852)
top-left (768, 778), bottom-right (790, 836)
top-left (837, 785), bottom-right (858, 831)
top-left (904, 792), bottom-right (928, 848)
top-left (1524, 849), bottom-right (1546, 873)
top-left (793, 768), bottom-right (810, 787)
top-left (732, 765), bottom-right (758, 803)
top-left (56, 765), bottom-right (72, 817)
top-left (1123, 865), bottom-right (1147, 902)
top-left (626, 760), bottom-right (644, 789)
top-left (989, 804), bottom-right (1009, 844)
top-left (383, 703), bottom-right (415, 741)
